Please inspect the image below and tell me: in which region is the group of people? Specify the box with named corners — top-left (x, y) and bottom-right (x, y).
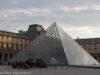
top-left (8, 59), bottom-right (47, 69)
top-left (8, 61), bottom-right (31, 69)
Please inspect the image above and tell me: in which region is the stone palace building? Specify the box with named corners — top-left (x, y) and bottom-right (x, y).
top-left (0, 24), bottom-right (44, 64)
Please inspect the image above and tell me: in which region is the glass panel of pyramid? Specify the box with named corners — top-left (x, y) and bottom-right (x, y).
top-left (9, 23), bottom-right (99, 66)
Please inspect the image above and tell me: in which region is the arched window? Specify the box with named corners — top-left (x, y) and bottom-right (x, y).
top-left (26, 40), bottom-right (29, 44)
top-left (8, 37), bottom-right (12, 42)
top-left (18, 38), bottom-right (21, 44)
top-left (3, 36), bottom-right (7, 42)
top-left (1, 43), bottom-right (3, 49)
top-left (3, 43), bottom-right (7, 49)
top-left (8, 44), bottom-right (12, 49)
top-left (0, 36), bottom-right (2, 41)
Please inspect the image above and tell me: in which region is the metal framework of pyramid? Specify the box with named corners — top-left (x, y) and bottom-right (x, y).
top-left (10, 23), bottom-right (99, 66)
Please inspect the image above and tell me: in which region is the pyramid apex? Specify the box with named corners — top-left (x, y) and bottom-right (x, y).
top-left (53, 22), bottom-right (57, 25)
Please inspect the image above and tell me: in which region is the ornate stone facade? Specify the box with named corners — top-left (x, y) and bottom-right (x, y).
top-left (0, 24), bottom-right (44, 64)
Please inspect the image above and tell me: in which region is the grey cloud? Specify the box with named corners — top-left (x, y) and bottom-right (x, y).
top-left (0, 0), bottom-right (100, 36)
top-left (0, 0), bottom-right (100, 10)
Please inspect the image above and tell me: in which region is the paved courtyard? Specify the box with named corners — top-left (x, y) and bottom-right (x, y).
top-left (0, 65), bottom-right (100, 75)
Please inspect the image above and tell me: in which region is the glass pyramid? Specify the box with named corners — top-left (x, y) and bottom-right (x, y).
top-left (10, 23), bottom-right (99, 66)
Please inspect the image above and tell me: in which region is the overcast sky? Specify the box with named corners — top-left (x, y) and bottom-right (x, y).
top-left (1, 0), bottom-right (100, 38)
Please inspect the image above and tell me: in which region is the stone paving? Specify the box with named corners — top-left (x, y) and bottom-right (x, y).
top-left (0, 65), bottom-right (100, 75)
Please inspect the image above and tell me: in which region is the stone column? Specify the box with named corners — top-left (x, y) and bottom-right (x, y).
top-left (1, 53), bottom-right (4, 63)
top-left (11, 53), bottom-right (15, 59)
top-left (7, 53), bottom-right (10, 61)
